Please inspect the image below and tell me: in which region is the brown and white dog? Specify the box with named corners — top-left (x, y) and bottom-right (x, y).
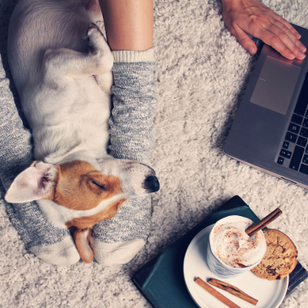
top-left (5, 0), bottom-right (159, 262)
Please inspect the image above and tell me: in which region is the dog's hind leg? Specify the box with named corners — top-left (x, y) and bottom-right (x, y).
top-left (42, 24), bottom-right (113, 82)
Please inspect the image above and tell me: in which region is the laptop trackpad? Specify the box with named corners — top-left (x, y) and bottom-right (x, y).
top-left (250, 56), bottom-right (301, 115)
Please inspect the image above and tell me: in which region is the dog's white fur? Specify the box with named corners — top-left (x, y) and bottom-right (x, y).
top-left (5, 0), bottom-right (159, 230)
top-left (8, 0), bottom-right (113, 164)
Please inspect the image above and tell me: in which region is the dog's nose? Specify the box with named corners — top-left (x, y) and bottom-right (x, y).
top-left (143, 175), bottom-right (160, 193)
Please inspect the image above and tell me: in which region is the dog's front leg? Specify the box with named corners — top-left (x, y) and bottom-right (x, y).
top-left (74, 228), bottom-right (94, 263)
top-left (43, 24), bottom-right (113, 82)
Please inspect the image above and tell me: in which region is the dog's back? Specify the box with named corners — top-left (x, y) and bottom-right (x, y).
top-left (8, 0), bottom-right (97, 90)
top-left (8, 0), bottom-right (113, 163)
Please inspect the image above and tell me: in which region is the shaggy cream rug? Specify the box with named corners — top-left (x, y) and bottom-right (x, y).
top-left (1, 0), bottom-right (308, 307)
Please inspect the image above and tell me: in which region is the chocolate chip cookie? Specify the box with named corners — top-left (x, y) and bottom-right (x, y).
top-left (251, 229), bottom-right (297, 280)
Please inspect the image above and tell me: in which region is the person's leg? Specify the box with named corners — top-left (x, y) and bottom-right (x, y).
top-left (0, 58), bottom-right (80, 265)
top-left (99, 0), bottom-right (153, 52)
top-left (91, 51), bottom-right (157, 265)
top-left (91, 0), bottom-right (157, 265)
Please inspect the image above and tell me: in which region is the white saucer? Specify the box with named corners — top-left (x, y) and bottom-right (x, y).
top-left (183, 225), bottom-right (288, 308)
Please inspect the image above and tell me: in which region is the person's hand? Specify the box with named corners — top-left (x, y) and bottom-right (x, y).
top-left (222, 0), bottom-right (306, 60)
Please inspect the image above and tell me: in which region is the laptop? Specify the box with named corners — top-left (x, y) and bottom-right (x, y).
top-left (224, 24), bottom-right (308, 189)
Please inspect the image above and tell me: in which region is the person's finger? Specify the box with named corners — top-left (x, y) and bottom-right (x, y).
top-left (258, 10), bottom-right (306, 55)
top-left (269, 17), bottom-right (307, 53)
top-left (281, 20), bottom-right (301, 40)
top-left (255, 26), bottom-right (296, 59)
top-left (267, 10), bottom-right (302, 40)
top-left (229, 23), bottom-right (258, 55)
top-left (272, 23), bottom-right (306, 58)
top-left (256, 22), bottom-right (306, 60)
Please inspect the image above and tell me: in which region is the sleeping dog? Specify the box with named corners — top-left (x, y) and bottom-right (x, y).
top-left (5, 0), bottom-right (159, 263)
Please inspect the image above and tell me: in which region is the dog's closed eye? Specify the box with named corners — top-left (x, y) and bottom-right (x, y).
top-left (91, 179), bottom-right (107, 190)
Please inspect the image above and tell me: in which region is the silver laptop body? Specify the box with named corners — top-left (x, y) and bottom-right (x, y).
top-left (224, 24), bottom-right (308, 189)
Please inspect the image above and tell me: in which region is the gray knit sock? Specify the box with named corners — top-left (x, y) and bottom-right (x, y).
top-left (91, 51), bottom-right (157, 265)
top-left (0, 61), bottom-right (80, 265)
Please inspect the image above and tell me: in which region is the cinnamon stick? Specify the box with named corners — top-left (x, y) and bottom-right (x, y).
top-left (208, 278), bottom-right (258, 305)
top-left (246, 207), bottom-right (282, 236)
top-left (194, 277), bottom-right (240, 308)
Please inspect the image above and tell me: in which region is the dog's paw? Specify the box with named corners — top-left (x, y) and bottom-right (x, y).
top-left (86, 24), bottom-right (106, 51)
top-left (87, 24), bottom-right (101, 40)
top-left (85, 24), bottom-right (113, 73)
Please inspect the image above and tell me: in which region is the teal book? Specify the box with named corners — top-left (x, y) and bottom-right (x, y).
top-left (133, 196), bottom-right (308, 308)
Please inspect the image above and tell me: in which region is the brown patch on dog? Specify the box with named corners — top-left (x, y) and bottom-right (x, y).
top-left (51, 160), bottom-right (123, 211)
top-left (65, 198), bottom-right (127, 229)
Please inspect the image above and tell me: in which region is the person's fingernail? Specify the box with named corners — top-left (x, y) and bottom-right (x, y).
top-left (299, 44), bottom-right (307, 53)
top-left (295, 32), bottom-right (301, 39)
top-left (248, 46), bottom-right (257, 55)
top-left (289, 53), bottom-right (295, 59)
top-left (297, 51), bottom-right (306, 59)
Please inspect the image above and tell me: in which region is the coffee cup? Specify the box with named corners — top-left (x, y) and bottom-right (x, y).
top-left (206, 215), bottom-right (267, 278)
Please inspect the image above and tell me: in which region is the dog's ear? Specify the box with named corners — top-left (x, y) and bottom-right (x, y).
top-left (5, 162), bottom-right (58, 203)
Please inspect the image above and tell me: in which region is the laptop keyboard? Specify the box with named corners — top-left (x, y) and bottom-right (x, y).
top-left (277, 73), bottom-right (308, 175)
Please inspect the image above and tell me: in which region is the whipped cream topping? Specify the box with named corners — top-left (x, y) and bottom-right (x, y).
top-left (211, 219), bottom-right (266, 268)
